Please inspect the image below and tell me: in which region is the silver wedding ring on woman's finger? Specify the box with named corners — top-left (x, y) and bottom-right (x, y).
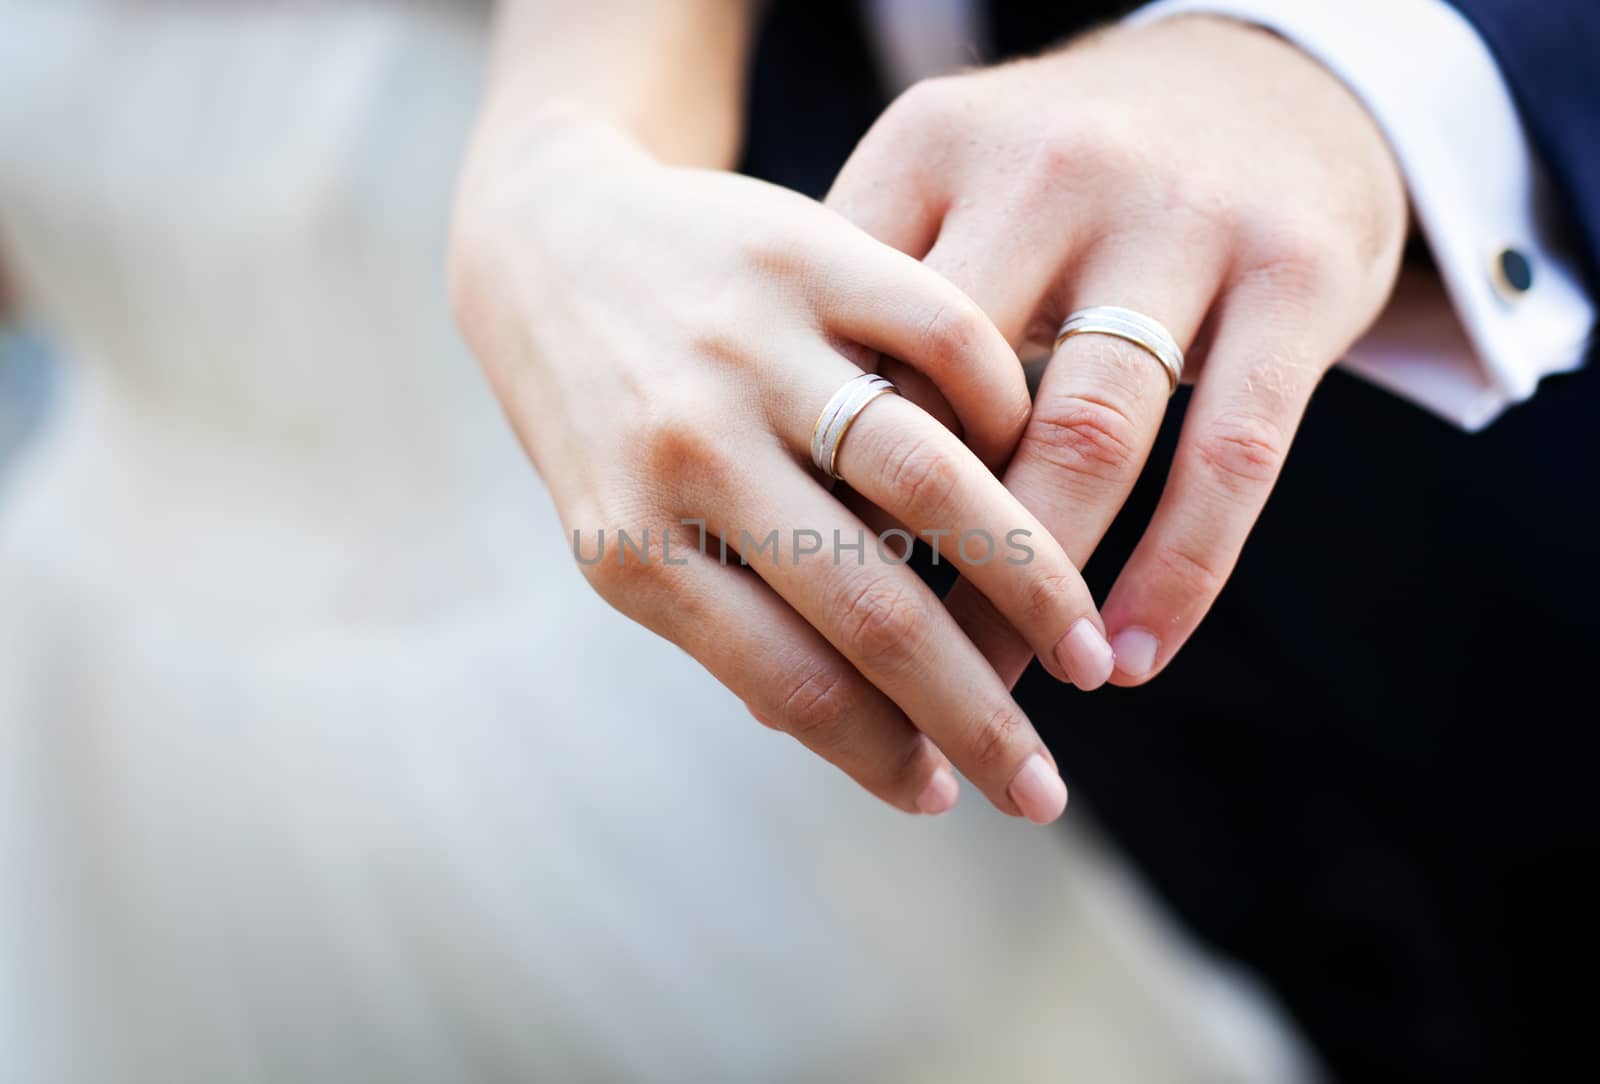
top-left (811, 372), bottom-right (900, 480)
top-left (1055, 306), bottom-right (1185, 395)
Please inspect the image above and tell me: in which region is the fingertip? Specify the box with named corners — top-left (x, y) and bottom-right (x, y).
top-left (914, 766), bottom-right (960, 815)
top-left (1108, 626), bottom-right (1160, 683)
top-left (1053, 618), bottom-right (1116, 691)
top-left (1006, 753), bottom-right (1069, 825)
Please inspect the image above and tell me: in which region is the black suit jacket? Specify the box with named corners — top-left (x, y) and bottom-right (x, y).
top-left (742, 4), bottom-right (1599, 1081)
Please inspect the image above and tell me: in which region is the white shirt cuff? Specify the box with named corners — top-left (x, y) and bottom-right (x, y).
top-left (1129, 0), bottom-right (1596, 431)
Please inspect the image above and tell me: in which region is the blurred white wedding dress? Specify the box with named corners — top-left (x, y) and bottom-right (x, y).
top-left (0, 3), bottom-right (1316, 1081)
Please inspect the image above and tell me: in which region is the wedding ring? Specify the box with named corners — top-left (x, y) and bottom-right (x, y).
top-left (811, 372), bottom-right (899, 480)
top-left (1055, 306), bottom-right (1185, 395)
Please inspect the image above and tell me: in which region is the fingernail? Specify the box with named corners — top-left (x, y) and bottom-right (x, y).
top-left (1007, 753), bottom-right (1068, 824)
top-left (1110, 627), bottom-right (1160, 679)
top-left (915, 767), bottom-right (959, 815)
top-left (1053, 618), bottom-right (1115, 691)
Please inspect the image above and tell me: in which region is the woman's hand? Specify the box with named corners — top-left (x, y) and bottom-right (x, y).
top-left (449, 108), bottom-right (1115, 822)
top-left (827, 15), bottom-right (1409, 688)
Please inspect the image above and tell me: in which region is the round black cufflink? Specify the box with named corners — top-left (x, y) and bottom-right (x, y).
top-left (1488, 245), bottom-right (1533, 300)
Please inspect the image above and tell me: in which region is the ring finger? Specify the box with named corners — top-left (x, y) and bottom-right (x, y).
top-left (945, 239), bottom-right (1226, 687)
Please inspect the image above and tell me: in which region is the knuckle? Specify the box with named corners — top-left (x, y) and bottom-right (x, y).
top-left (1026, 136), bottom-right (1078, 189)
top-left (687, 314), bottom-right (760, 373)
top-left (1243, 225), bottom-right (1351, 301)
top-left (1194, 411), bottom-right (1288, 492)
top-left (966, 702), bottom-right (1027, 776)
top-left (1013, 144), bottom-right (1076, 210)
top-left (777, 665), bottom-right (856, 746)
top-left (639, 406), bottom-right (737, 497)
top-left (1154, 540), bottom-right (1228, 603)
top-left (880, 433), bottom-right (962, 523)
top-left (738, 225), bottom-right (813, 284)
top-left (1026, 112), bottom-right (1139, 194)
top-left (576, 542), bottom-right (622, 598)
top-left (919, 298), bottom-right (990, 372)
top-left (853, 77), bottom-right (967, 169)
top-left (837, 576), bottom-right (930, 671)
top-left (1025, 393), bottom-right (1141, 482)
top-left (889, 75), bottom-right (963, 129)
top-left (578, 525), bottom-right (666, 608)
top-left (1228, 345), bottom-right (1321, 418)
top-left (1020, 569), bottom-right (1082, 628)
top-left (1156, 173), bottom-right (1236, 241)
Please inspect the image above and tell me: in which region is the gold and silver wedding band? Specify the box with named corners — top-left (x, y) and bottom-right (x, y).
top-left (1055, 306), bottom-right (1185, 395)
top-left (810, 372), bottom-right (899, 480)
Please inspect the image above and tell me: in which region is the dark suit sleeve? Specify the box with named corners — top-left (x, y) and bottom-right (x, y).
top-left (1446, 0), bottom-right (1600, 286)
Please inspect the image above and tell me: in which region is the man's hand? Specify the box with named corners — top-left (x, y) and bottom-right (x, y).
top-left (827, 14), bottom-right (1408, 687)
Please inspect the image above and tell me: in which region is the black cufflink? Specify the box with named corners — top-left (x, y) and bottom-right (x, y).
top-left (1489, 245), bottom-right (1533, 300)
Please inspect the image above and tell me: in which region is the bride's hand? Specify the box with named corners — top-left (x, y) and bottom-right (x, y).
top-left (448, 107), bottom-right (1115, 822)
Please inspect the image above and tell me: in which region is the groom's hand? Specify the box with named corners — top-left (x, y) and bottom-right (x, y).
top-left (827, 14), bottom-right (1408, 687)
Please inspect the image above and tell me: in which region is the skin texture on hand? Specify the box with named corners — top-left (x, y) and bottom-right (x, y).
top-left (449, 106), bottom-right (1122, 822)
top-left (827, 14), bottom-right (1409, 689)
